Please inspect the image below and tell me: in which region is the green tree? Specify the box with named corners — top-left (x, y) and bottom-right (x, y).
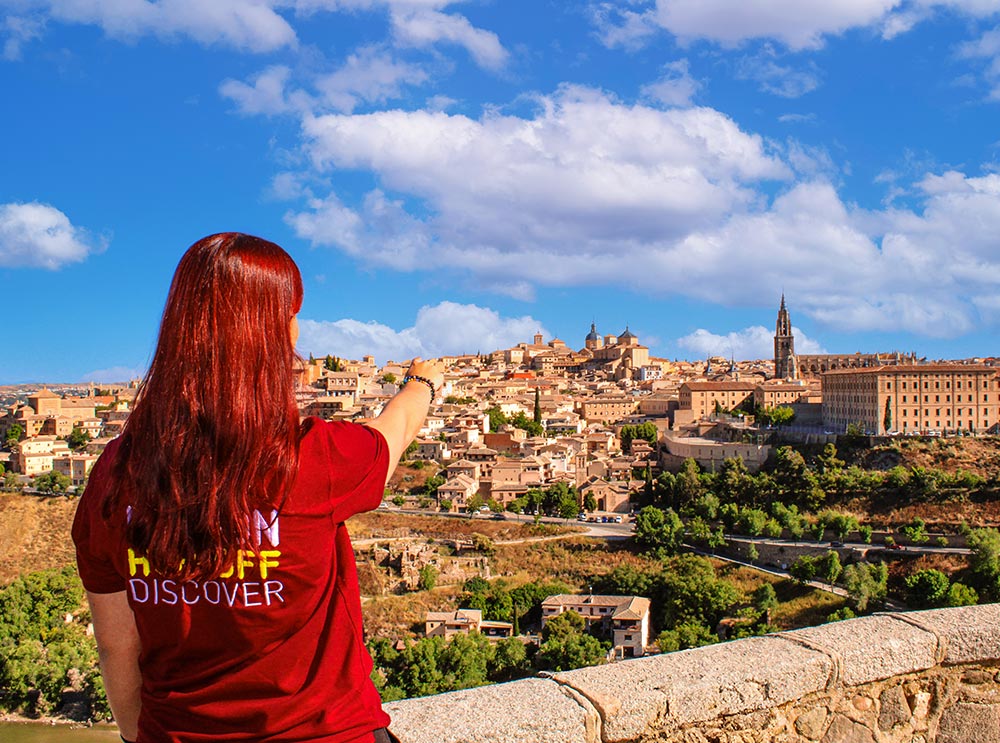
top-left (657, 622), bottom-right (715, 652)
top-left (753, 583), bottom-right (778, 612)
top-left (380, 372), bottom-right (398, 384)
top-left (659, 555), bottom-right (740, 629)
top-left (789, 555), bottom-right (818, 583)
top-left (815, 443), bottom-right (845, 475)
top-left (488, 637), bottom-right (530, 682)
top-left (901, 517), bottom-right (929, 544)
top-left (533, 388), bottom-right (542, 425)
top-left (33, 470), bottom-right (72, 494)
top-left (323, 354), bottom-right (343, 372)
top-left (946, 582), bottom-right (979, 607)
top-left (757, 405), bottom-right (795, 427)
top-left (966, 528), bottom-right (1000, 600)
top-left (842, 562), bottom-right (888, 613)
top-left (485, 406), bottom-right (507, 432)
top-left (535, 611), bottom-right (607, 672)
top-left (620, 422), bottom-right (658, 454)
top-left (772, 446), bottom-right (824, 511)
top-left (717, 456), bottom-right (750, 505)
top-left (904, 569), bottom-right (950, 608)
top-left (583, 492), bottom-right (598, 513)
top-left (66, 426), bottom-right (91, 451)
top-left (816, 551), bottom-right (843, 584)
top-left (633, 506), bottom-right (685, 557)
top-left (883, 398), bottom-right (892, 432)
top-left (736, 507), bottom-right (768, 538)
top-left (417, 565), bottom-right (438, 591)
top-left (4, 423), bottom-right (23, 449)
top-left (673, 458), bottom-right (703, 509)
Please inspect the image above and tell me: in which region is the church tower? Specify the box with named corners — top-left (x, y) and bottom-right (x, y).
top-left (774, 294), bottom-right (796, 379)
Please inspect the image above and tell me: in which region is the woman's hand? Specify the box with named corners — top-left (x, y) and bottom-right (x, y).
top-left (369, 357), bottom-right (446, 483)
top-left (404, 358), bottom-right (445, 396)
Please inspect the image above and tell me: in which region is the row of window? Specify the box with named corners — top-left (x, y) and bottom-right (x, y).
top-left (887, 379), bottom-right (993, 391)
top-left (899, 395), bottom-right (986, 403)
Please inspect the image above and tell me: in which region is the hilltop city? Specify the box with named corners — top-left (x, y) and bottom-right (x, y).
top-left (2, 297), bottom-right (997, 501)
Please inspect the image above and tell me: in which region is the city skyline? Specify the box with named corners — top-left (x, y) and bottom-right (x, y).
top-left (3, 1), bottom-right (1000, 383)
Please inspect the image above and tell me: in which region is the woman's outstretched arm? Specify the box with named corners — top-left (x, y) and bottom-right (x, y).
top-left (88, 590), bottom-right (142, 741)
top-left (367, 358), bottom-right (445, 482)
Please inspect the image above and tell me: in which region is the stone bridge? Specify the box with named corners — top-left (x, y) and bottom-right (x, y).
top-left (384, 604), bottom-right (1000, 743)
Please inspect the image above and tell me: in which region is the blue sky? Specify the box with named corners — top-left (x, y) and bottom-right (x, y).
top-left (2, 0), bottom-right (1000, 384)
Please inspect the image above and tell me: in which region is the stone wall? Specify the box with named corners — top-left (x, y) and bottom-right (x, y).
top-left (383, 604), bottom-right (1000, 743)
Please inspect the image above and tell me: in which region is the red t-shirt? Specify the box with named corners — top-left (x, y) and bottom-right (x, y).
top-left (72, 419), bottom-right (392, 743)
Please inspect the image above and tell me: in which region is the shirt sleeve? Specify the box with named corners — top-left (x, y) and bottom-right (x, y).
top-left (309, 420), bottom-right (390, 523)
top-left (71, 444), bottom-right (128, 594)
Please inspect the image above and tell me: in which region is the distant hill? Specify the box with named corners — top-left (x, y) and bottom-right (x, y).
top-left (0, 494), bottom-right (79, 585)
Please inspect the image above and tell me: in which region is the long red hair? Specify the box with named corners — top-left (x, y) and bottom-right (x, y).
top-left (106, 233), bottom-right (303, 580)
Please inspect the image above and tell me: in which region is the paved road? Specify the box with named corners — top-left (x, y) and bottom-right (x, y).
top-left (725, 535), bottom-right (970, 556)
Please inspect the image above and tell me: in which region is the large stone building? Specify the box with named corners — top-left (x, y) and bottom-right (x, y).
top-left (821, 364), bottom-right (999, 435)
top-left (772, 297), bottom-right (919, 379)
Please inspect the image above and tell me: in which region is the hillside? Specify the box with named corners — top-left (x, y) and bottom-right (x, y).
top-left (0, 494), bottom-right (79, 585)
top-left (850, 436), bottom-right (1000, 478)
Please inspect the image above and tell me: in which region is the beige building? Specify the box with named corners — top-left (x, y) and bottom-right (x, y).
top-left (821, 364), bottom-right (999, 435)
top-left (578, 395), bottom-right (639, 424)
top-left (541, 594), bottom-right (650, 658)
top-left (753, 380), bottom-right (814, 409)
top-left (678, 382), bottom-right (756, 420)
top-left (425, 609), bottom-right (514, 641)
top-left (53, 453), bottom-right (99, 485)
top-left (12, 436), bottom-right (71, 476)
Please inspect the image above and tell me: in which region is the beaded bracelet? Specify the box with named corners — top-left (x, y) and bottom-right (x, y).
top-left (402, 374), bottom-right (436, 398)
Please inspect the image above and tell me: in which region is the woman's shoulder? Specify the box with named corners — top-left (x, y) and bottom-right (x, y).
top-left (300, 417), bottom-right (385, 459)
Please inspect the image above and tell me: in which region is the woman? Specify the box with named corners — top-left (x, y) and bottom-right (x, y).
top-left (72, 233), bottom-right (443, 742)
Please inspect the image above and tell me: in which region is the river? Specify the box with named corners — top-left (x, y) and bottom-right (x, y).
top-left (0, 722), bottom-right (120, 742)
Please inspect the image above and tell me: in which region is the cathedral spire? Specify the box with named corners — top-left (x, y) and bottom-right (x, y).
top-left (774, 295), bottom-right (795, 379)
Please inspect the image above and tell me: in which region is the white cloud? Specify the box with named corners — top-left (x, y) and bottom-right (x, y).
top-left (297, 301), bottom-right (546, 362)
top-left (592, 0), bottom-right (999, 51)
top-left (641, 59), bottom-right (701, 106)
top-left (220, 65), bottom-right (296, 115)
top-left (389, 7), bottom-right (507, 70)
top-left (677, 324), bottom-right (825, 360)
top-left (285, 71), bottom-right (1000, 340)
top-left (314, 45), bottom-right (429, 112)
top-left (295, 86), bottom-right (789, 267)
top-left (2, 14), bottom-right (45, 60)
top-left (10, 0), bottom-right (297, 52)
top-left (220, 47), bottom-right (429, 118)
top-left (778, 113), bottom-right (817, 124)
top-left (80, 365), bottom-right (145, 383)
top-left (0, 201), bottom-right (103, 269)
top-left (288, 189), bottom-right (431, 270)
top-left (5, 0), bottom-right (508, 69)
top-left (735, 46), bottom-right (821, 98)
top-left (958, 25), bottom-right (1000, 100)
top-left (609, 0), bottom-right (900, 50)
top-left (590, 2), bottom-right (660, 50)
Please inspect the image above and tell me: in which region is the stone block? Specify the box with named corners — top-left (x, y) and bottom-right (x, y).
top-left (383, 678), bottom-right (598, 743)
top-left (904, 605), bottom-right (1000, 665)
top-left (878, 685), bottom-right (910, 731)
top-left (820, 714), bottom-right (875, 743)
top-left (552, 635), bottom-right (832, 743)
top-left (794, 706), bottom-right (829, 740)
top-left (937, 702), bottom-right (1000, 743)
top-left (785, 615), bottom-right (937, 686)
